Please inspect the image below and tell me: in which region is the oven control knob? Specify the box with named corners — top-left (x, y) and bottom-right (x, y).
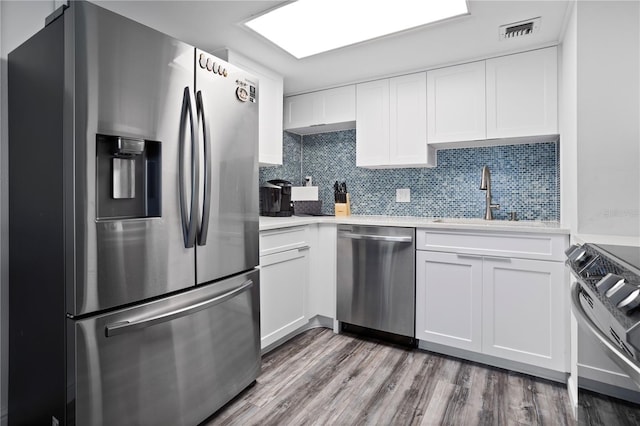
top-left (596, 273), bottom-right (625, 294)
top-left (602, 274), bottom-right (637, 306)
top-left (205, 58), bottom-right (213, 72)
top-left (198, 53), bottom-right (207, 69)
top-left (618, 287), bottom-right (640, 314)
top-left (565, 245), bottom-right (582, 259)
top-left (566, 246), bottom-right (585, 262)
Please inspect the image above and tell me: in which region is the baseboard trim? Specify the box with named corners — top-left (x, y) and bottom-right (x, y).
top-left (261, 315), bottom-right (334, 355)
top-left (578, 376), bottom-right (640, 404)
top-left (417, 340), bottom-right (568, 383)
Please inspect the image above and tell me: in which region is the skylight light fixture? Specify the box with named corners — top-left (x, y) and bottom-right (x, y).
top-left (245, 0), bottom-right (469, 59)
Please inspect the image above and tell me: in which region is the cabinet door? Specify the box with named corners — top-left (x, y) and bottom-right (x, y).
top-left (284, 93), bottom-right (316, 129)
top-left (259, 247), bottom-right (309, 349)
top-left (427, 62), bottom-right (486, 143)
top-left (224, 51), bottom-right (284, 166)
top-left (389, 72), bottom-right (430, 166)
top-left (482, 257), bottom-right (565, 371)
top-left (322, 85), bottom-right (356, 124)
top-left (308, 224), bottom-right (337, 319)
top-left (356, 79), bottom-right (390, 167)
top-left (416, 251), bottom-right (483, 352)
top-left (486, 47), bottom-right (558, 138)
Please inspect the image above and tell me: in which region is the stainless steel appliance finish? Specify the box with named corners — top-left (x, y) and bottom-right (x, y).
top-left (8, 2), bottom-right (259, 425)
top-left (337, 225), bottom-right (415, 338)
top-left (194, 48), bottom-right (259, 284)
top-left (567, 243), bottom-right (640, 387)
top-left (75, 2), bottom-right (196, 315)
top-left (74, 270), bottom-right (260, 425)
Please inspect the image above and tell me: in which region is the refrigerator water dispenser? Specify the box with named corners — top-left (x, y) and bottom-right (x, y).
top-left (97, 134), bottom-right (161, 219)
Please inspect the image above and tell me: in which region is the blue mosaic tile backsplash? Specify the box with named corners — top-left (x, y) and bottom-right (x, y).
top-left (260, 130), bottom-right (559, 221)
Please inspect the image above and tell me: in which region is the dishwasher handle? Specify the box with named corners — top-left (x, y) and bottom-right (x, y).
top-left (339, 232), bottom-right (413, 243)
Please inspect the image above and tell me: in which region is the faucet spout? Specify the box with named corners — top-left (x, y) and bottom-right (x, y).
top-left (480, 166), bottom-right (500, 220)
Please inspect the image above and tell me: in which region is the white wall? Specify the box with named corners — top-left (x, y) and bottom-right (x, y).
top-left (0, 1), bottom-right (61, 422)
top-left (559, 1), bottom-right (578, 409)
top-left (575, 1), bottom-right (640, 239)
top-left (561, 0), bottom-right (640, 403)
top-left (559, 1), bottom-right (578, 235)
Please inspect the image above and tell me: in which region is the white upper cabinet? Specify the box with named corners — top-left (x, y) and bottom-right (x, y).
top-left (356, 79), bottom-right (390, 167)
top-left (215, 49), bottom-right (284, 166)
top-left (284, 85), bottom-right (355, 134)
top-left (389, 73), bottom-right (430, 166)
top-left (427, 61), bottom-right (486, 143)
top-left (486, 47), bottom-right (558, 139)
top-left (357, 73), bottom-right (435, 168)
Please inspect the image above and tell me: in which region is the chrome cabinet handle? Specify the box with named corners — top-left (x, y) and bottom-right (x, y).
top-left (482, 255), bottom-right (512, 262)
top-left (456, 253), bottom-right (482, 260)
top-left (339, 233), bottom-right (413, 243)
top-left (196, 90), bottom-right (211, 246)
top-left (179, 87), bottom-right (199, 248)
top-left (105, 280), bottom-right (254, 337)
top-left (456, 253), bottom-right (511, 262)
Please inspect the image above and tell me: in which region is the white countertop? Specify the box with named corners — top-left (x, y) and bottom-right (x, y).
top-left (259, 215), bottom-right (570, 234)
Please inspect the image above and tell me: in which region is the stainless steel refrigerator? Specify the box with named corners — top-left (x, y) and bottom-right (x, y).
top-left (8, 2), bottom-right (260, 425)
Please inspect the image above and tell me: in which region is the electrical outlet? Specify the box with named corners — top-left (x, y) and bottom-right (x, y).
top-left (396, 188), bottom-right (410, 203)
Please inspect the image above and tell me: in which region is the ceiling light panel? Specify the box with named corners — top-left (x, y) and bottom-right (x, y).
top-left (245, 0), bottom-right (469, 59)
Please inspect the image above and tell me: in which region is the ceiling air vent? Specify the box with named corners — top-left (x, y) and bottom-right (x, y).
top-left (499, 17), bottom-right (541, 40)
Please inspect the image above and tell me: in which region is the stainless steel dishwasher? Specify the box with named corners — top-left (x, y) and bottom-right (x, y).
top-left (337, 225), bottom-right (415, 340)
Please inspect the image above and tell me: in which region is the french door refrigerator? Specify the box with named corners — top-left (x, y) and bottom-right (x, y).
top-left (8, 2), bottom-right (260, 425)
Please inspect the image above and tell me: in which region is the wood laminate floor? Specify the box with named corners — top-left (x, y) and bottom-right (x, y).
top-left (578, 389), bottom-right (640, 426)
top-left (206, 328), bottom-right (581, 426)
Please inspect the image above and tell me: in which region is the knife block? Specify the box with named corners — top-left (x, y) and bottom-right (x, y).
top-left (334, 193), bottom-right (351, 216)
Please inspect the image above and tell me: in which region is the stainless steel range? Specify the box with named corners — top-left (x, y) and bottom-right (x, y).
top-left (567, 243), bottom-right (640, 386)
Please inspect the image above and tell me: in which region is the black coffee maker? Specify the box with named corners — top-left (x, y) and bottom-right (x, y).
top-left (259, 179), bottom-right (293, 217)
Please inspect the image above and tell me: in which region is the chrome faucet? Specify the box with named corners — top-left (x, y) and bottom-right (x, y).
top-left (480, 166), bottom-right (500, 220)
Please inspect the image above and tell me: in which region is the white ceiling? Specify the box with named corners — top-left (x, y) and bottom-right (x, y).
top-left (93, 0), bottom-right (571, 95)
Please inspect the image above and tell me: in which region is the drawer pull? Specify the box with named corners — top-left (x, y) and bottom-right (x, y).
top-left (105, 280), bottom-right (253, 337)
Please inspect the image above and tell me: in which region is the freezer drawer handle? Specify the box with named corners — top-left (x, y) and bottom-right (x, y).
top-left (339, 233), bottom-right (413, 243)
top-left (105, 279), bottom-right (254, 337)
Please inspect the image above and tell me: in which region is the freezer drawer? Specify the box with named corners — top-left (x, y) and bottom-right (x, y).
top-left (70, 270), bottom-right (260, 425)
top-left (337, 225), bottom-right (415, 338)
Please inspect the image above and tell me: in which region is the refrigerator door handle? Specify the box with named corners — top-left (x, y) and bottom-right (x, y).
top-left (105, 279), bottom-right (254, 337)
top-left (179, 86), bottom-right (199, 248)
top-left (196, 90), bottom-right (211, 246)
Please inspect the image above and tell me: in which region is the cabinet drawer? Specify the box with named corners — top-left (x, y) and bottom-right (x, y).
top-left (260, 226), bottom-right (308, 256)
top-left (416, 229), bottom-right (567, 261)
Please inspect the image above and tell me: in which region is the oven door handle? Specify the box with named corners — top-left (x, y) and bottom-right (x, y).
top-left (105, 280), bottom-right (254, 337)
top-left (570, 281), bottom-right (640, 387)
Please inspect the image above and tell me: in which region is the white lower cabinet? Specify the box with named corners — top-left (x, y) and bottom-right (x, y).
top-left (259, 246), bottom-right (309, 349)
top-left (415, 251), bottom-right (482, 352)
top-left (482, 257), bottom-right (565, 371)
top-left (259, 226), bottom-right (311, 349)
top-left (415, 229), bottom-right (568, 373)
top-left (259, 224), bottom-right (337, 351)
